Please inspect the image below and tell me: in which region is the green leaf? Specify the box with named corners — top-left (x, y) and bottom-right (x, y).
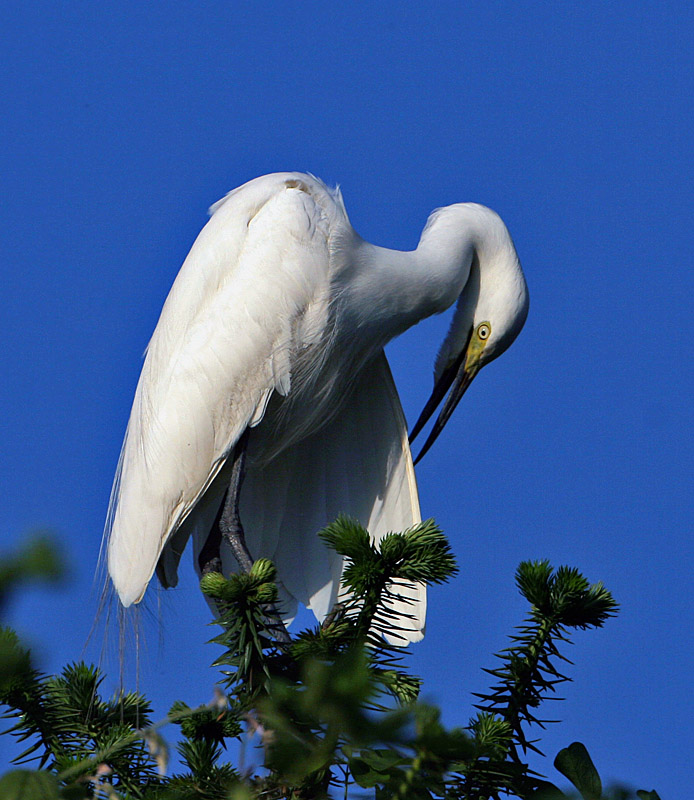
top-left (56, 787), bottom-right (88, 800)
top-left (349, 757), bottom-right (389, 788)
top-left (469, 712), bottom-right (512, 758)
top-left (318, 516), bottom-right (374, 562)
top-left (359, 747), bottom-right (407, 772)
top-left (0, 627), bottom-right (33, 695)
top-left (381, 520), bottom-right (458, 584)
top-left (636, 792), bottom-right (662, 800)
top-left (0, 770), bottom-right (61, 800)
top-left (527, 780), bottom-right (569, 799)
top-left (0, 535), bottom-right (65, 612)
top-left (228, 785), bottom-right (255, 800)
top-left (200, 571), bottom-right (228, 598)
top-left (554, 742), bottom-right (602, 800)
top-left (516, 560), bottom-right (554, 611)
top-left (16, 536), bottom-right (65, 582)
top-left (249, 558), bottom-right (276, 583)
top-left (349, 748), bottom-right (408, 788)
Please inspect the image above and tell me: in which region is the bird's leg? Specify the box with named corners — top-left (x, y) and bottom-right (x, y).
top-left (218, 429), bottom-right (254, 573)
top-left (198, 429), bottom-right (291, 645)
top-left (321, 601), bottom-right (346, 631)
top-left (197, 429), bottom-right (252, 576)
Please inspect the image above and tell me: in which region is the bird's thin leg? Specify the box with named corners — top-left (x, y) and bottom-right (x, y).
top-left (198, 428), bottom-right (291, 644)
top-left (197, 429), bottom-right (251, 576)
top-left (218, 429), bottom-right (254, 573)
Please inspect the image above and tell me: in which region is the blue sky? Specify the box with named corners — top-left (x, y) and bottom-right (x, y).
top-left (1, 2), bottom-right (692, 794)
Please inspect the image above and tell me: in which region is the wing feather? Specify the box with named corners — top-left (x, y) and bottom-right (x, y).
top-left (107, 174), bottom-right (339, 606)
top-left (195, 351), bottom-right (425, 643)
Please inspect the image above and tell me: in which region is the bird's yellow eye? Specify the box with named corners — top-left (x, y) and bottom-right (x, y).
top-left (477, 322), bottom-right (491, 340)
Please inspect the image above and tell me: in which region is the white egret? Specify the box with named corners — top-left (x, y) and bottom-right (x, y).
top-left (105, 172), bottom-right (528, 643)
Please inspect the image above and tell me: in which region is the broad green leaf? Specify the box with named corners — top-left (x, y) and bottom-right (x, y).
top-left (359, 748), bottom-right (406, 772)
top-left (554, 742), bottom-right (602, 800)
top-left (228, 785), bottom-right (254, 800)
top-left (350, 747), bottom-right (409, 787)
top-left (0, 770), bottom-right (61, 800)
top-left (636, 792), bottom-right (661, 800)
top-left (528, 779), bottom-right (569, 799)
top-left (59, 787), bottom-right (90, 800)
top-left (349, 757), bottom-right (389, 788)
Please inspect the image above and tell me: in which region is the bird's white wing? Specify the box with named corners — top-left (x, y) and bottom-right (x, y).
top-left (107, 174), bottom-right (339, 606)
top-left (191, 350), bottom-right (426, 644)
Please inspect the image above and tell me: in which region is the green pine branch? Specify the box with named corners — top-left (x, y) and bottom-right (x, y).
top-left (1, 528), bottom-right (658, 800)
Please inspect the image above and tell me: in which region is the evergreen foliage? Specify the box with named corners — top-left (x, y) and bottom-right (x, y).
top-left (0, 526), bottom-right (659, 799)
top-left (474, 560), bottom-right (619, 758)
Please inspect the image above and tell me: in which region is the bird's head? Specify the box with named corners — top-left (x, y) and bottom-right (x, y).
top-left (410, 203), bottom-right (529, 463)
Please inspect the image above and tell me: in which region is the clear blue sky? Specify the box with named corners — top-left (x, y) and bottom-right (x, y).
top-left (1, 2), bottom-right (692, 795)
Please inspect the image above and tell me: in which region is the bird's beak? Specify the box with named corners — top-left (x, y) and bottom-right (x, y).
top-left (409, 330), bottom-right (483, 464)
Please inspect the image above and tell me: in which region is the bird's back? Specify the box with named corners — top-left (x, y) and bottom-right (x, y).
top-left (106, 172), bottom-right (426, 643)
top-left (107, 173), bottom-right (350, 605)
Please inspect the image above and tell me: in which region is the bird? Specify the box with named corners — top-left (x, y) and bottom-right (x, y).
top-left (105, 172), bottom-right (528, 644)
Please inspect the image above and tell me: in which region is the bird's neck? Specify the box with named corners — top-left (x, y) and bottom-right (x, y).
top-left (350, 244), bottom-right (458, 337)
top-left (356, 226), bottom-right (478, 326)
top-left (347, 206), bottom-right (513, 350)
top-left (413, 203), bottom-right (517, 315)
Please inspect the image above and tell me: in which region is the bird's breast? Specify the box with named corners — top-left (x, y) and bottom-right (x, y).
top-left (246, 336), bottom-right (377, 469)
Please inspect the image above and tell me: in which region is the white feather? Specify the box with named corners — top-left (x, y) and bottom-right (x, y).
top-left (188, 351), bottom-right (424, 643)
top-left (107, 174), bottom-right (339, 605)
top-left (105, 171), bottom-right (528, 644)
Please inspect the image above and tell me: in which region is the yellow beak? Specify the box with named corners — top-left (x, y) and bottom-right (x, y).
top-left (409, 331), bottom-right (484, 464)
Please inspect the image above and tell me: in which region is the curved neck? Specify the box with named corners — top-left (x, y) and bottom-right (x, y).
top-left (351, 242), bottom-right (467, 339)
top-left (416, 203), bottom-right (519, 312)
top-left (346, 204), bottom-right (518, 348)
